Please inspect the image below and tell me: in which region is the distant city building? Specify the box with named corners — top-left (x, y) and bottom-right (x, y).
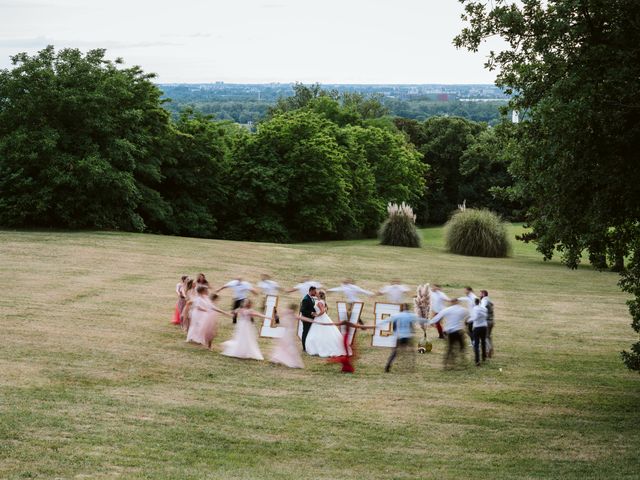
top-left (512, 110), bottom-right (520, 123)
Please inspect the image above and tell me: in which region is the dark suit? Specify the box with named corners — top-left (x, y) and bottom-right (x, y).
top-left (299, 294), bottom-right (316, 351)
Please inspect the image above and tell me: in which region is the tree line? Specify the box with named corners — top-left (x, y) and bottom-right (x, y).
top-left (0, 47), bottom-right (520, 243)
top-left (160, 83), bottom-right (508, 126)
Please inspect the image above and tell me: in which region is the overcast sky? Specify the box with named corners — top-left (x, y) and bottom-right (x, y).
top-left (0, 0), bottom-right (500, 84)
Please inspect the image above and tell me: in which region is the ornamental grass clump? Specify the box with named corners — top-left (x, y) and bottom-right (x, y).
top-left (379, 202), bottom-right (421, 248)
top-left (445, 208), bottom-right (511, 257)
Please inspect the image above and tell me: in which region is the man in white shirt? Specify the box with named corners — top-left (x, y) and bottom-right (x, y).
top-left (287, 277), bottom-right (323, 299)
top-left (216, 277), bottom-right (257, 323)
top-left (463, 286), bottom-right (478, 311)
top-left (257, 273), bottom-right (280, 323)
top-left (480, 289), bottom-right (495, 357)
top-left (257, 274), bottom-right (280, 296)
top-left (429, 284), bottom-right (450, 339)
top-left (377, 280), bottom-right (410, 304)
top-left (467, 298), bottom-right (488, 365)
top-left (428, 298), bottom-right (469, 367)
top-left (328, 279), bottom-right (373, 325)
top-left (328, 279), bottom-right (374, 303)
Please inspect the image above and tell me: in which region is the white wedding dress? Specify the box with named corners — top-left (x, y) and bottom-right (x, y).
top-left (305, 301), bottom-right (346, 357)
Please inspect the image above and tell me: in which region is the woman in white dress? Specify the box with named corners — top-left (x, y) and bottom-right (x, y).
top-left (221, 299), bottom-right (269, 361)
top-left (304, 290), bottom-right (347, 357)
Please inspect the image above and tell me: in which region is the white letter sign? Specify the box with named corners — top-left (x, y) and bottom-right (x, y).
top-left (259, 295), bottom-right (285, 338)
top-left (372, 302), bottom-right (402, 348)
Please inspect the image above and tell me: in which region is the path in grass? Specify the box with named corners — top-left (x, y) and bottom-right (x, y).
top-left (0, 227), bottom-right (638, 479)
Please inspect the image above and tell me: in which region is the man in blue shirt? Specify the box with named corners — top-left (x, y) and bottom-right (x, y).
top-left (379, 305), bottom-right (427, 372)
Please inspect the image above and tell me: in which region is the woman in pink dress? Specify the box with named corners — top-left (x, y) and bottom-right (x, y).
top-left (181, 278), bottom-right (196, 332)
top-left (270, 304), bottom-right (304, 369)
top-left (172, 275), bottom-right (188, 325)
top-left (187, 288), bottom-right (232, 349)
top-left (221, 299), bottom-right (270, 361)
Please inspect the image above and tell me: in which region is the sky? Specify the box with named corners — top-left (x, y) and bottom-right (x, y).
top-left (0, 0), bottom-right (500, 84)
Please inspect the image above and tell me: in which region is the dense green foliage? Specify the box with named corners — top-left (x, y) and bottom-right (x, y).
top-left (456, 0), bottom-right (640, 370)
top-left (394, 116), bottom-right (521, 224)
top-left (445, 208), bottom-right (511, 258)
top-left (0, 48), bottom-right (425, 243)
top-left (226, 89), bottom-right (425, 242)
top-left (0, 46), bottom-right (170, 231)
top-left (378, 202), bottom-right (421, 248)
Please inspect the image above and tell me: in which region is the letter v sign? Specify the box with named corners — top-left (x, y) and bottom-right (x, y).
top-left (336, 302), bottom-right (363, 346)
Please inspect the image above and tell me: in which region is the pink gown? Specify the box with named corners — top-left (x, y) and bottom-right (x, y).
top-left (221, 309), bottom-right (264, 360)
top-left (270, 311), bottom-right (304, 368)
top-left (186, 296), bottom-right (217, 348)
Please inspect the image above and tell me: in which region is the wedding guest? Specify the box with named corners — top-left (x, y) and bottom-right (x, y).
top-left (463, 287), bottom-right (479, 343)
top-left (181, 278), bottom-right (196, 331)
top-left (287, 277), bottom-right (323, 299)
top-left (258, 273), bottom-right (280, 323)
top-left (463, 286), bottom-right (478, 311)
top-left (270, 304), bottom-right (304, 369)
top-left (429, 284), bottom-right (450, 339)
top-left (327, 320), bottom-right (374, 373)
top-left (328, 279), bottom-right (373, 325)
top-left (172, 275), bottom-right (187, 325)
top-left (186, 288), bottom-right (231, 349)
top-left (328, 279), bottom-right (374, 303)
top-left (377, 305), bottom-right (428, 373)
top-left (258, 274), bottom-right (280, 296)
top-left (216, 276), bottom-right (257, 323)
top-left (221, 299), bottom-right (270, 361)
top-left (428, 298), bottom-right (469, 368)
top-left (467, 298), bottom-right (488, 366)
top-left (480, 289), bottom-right (495, 357)
top-left (377, 280), bottom-right (411, 304)
top-left (196, 273), bottom-right (210, 288)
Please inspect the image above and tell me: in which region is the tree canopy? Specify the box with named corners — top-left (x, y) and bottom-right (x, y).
top-left (0, 46), bottom-right (171, 231)
top-left (455, 0), bottom-right (640, 370)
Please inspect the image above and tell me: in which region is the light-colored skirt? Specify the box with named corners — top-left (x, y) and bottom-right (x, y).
top-left (222, 318), bottom-right (263, 360)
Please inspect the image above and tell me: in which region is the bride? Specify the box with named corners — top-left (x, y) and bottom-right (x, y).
top-left (305, 290), bottom-right (346, 357)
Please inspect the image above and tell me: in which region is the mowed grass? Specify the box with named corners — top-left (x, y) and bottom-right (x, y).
top-left (0, 226), bottom-right (638, 479)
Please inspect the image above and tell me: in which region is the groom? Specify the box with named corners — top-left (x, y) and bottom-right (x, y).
top-left (299, 285), bottom-right (317, 352)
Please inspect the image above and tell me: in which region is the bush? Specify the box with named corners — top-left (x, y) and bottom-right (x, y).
top-left (379, 203), bottom-right (421, 248)
top-left (445, 208), bottom-right (511, 257)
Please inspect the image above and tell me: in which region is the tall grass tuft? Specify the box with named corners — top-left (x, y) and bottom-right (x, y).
top-left (379, 202), bottom-right (421, 248)
top-left (444, 208), bottom-right (511, 257)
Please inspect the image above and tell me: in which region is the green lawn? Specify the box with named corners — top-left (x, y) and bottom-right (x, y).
top-left (0, 226), bottom-right (638, 479)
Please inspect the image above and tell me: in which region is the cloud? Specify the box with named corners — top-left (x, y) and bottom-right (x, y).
top-left (161, 32), bottom-right (213, 39)
top-left (0, 37), bottom-right (181, 50)
top-left (0, 36), bottom-right (54, 48)
top-left (0, 1), bottom-right (51, 7)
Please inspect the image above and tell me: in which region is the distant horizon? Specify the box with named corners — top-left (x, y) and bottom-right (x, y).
top-left (156, 81), bottom-right (500, 86)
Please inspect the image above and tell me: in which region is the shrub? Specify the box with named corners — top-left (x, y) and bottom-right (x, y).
top-left (444, 208), bottom-right (511, 257)
top-left (379, 203), bottom-right (421, 248)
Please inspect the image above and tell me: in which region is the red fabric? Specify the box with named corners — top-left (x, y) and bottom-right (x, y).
top-left (171, 304), bottom-right (181, 325)
top-left (328, 324), bottom-right (356, 373)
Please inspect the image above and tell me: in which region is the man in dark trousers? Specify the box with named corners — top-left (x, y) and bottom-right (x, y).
top-left (299, 285), bottom-right (317, 352)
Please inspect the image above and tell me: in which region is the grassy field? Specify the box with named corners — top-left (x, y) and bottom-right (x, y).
top-left (0, 226), bottom-right (638, 479)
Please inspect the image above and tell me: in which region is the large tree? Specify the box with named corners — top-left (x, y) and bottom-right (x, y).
top-left (455, 0), bottom-right (640, 370)
top-left (0, 46), bottom-right (171, 231)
